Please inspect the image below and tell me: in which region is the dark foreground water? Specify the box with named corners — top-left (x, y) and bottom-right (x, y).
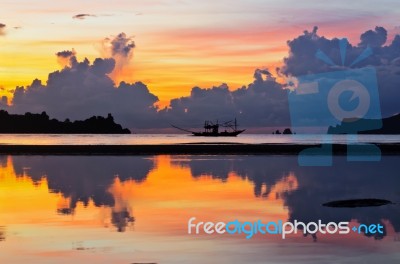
top-left (0, 155), bottom-right (399, 263)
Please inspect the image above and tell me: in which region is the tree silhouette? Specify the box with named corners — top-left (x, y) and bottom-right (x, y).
top-left (0, 110), bottom-right (130, 134)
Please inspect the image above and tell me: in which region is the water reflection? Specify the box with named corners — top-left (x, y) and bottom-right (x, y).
top-left (0, 226), bottom-right (5, 242)
top-left (172, 156), bottom-right (298, 197)
top-left (0, 155), bottom-right (399, 263)
top-left (175, 155), bottom-right (400, 240)
top-left (283, 156), bottom-right (400, 241)
top-left (2, 156), bottom-right (153, 233)
top-left (12, 156), bottom-right (152, 208)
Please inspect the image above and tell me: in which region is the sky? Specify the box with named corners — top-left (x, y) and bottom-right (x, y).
top-left (1, 0), bottom-right (400, 130)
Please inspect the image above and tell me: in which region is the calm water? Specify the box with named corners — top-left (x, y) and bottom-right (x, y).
top-left (0, 134), bottom-right (399, 145)
top-left (0, 155), bottom-right (399, 263)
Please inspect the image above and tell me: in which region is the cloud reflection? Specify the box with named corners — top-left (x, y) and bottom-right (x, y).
top-left (10, 156), bottom-right (154, 231)
top-left (0, 226), bottom-right (5, 242)
top-left (1, 154), bottom-right (399, 242)
top-left (282, 156), bottom-right (400, 240)
top-left (171, 156), bottom-right (298, 197)
top-left (170, 155), bottom-right (400, 240)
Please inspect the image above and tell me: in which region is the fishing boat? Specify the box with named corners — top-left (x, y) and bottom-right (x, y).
top-left (172, 119), bottom-right (245, 137)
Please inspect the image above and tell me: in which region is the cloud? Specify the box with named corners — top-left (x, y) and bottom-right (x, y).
top-left (101, 33), bottom-right (135, 59)
top-left (72, 14), bottom-right (96, 20)
top-left (109, 33), bottom-right (135, 57)
top-left (161, 69), bottom-right (290, 128)
top-left (72, 13), bottom-right (114, 20)
top-left (9, 55), bottom-right (159, 129)
top-left (8, 48), bottom-right (290, 130)
top-left (0, 23), bottom-right (6, 36)
top-left (279, 26), bottom-right (400, 118)
top-left (4, 27), bottom-right (400, 131)
top-left (101, 33), bottom-right (136, 83)
top-left (56, 50), bottom-right (76, 58)
top-left (55, 49), bottom-right (76, 67)
top-left (359, 26), bottom-right (387, 48)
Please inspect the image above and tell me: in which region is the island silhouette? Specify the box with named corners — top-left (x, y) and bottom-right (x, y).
top-left (0, 110), bottom-right (130, 134)
top-left (328, 113), bottom-right (400, 134)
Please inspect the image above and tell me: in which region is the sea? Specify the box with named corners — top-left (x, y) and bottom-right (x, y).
top-left (0, 133), bottom-right (399, 145)
top-left (0, 134), bottom-right (399, 263)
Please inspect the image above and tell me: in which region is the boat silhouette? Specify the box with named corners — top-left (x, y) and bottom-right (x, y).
top-left (172, 119), bottom-right (245, 137)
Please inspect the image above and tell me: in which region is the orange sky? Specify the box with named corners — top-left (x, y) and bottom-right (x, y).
top-left (1, 0), bottom-right (399, 107)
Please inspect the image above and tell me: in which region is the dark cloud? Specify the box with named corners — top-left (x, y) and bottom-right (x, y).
top-left (72, 13), bottom-right (114, 20)
top-left (56, 49), bottom-right (77, 67)
top-left (9, 55), bottom-right (159, 129)
top-left (0, 23), bottom-right (6, 36)
top-left (359, 26), bottom-right (387, 48)
top-left (166, 26), bottom-right (400, 129)
top-left (101, 33), bottom-right (136, 83)
top-left (279, 26), bottom-right (337, 77)
top-left (72, 14), bottom-right (96, 20)
top-left (6, 61), bottom-right (290, 129)
top-left (279, 26), bottom-right (400, 118)
top-left (108, 33), bottom-right (135, 58)
top-left (161, 69), bottom-right (290, 128)
top-left (56, 49), bottom-right (76, 58)
top-left (4, 27), bottom-right (400, 130)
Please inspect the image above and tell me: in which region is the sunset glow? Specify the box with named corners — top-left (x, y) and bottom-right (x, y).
top-left (1, 155), bottom-right (399, 263)
top-left (1, 2), bottom-right (400, 262)
top-left (2, 0), bottom-right (400, 108)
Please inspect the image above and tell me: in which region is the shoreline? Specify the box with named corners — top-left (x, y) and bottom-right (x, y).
top-left (0, 143), bottom-right (399, 155)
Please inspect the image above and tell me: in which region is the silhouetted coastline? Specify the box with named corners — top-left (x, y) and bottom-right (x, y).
top-left (0, 110), bottom-right (130, 134)
top-left (328, 113), bottom-right (400, 134)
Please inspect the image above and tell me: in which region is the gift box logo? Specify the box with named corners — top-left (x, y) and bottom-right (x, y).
top-left (287, 38), bottom-right (382, 166)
